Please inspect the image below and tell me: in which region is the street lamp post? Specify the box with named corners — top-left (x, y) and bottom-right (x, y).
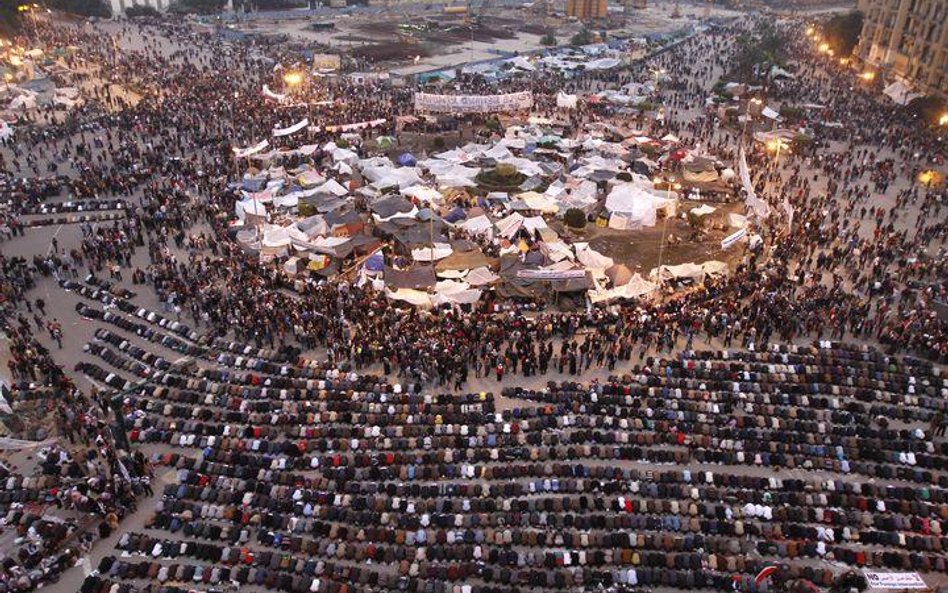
top-left (656, 180), bottom-right (681, 288)
top-left (743, 97), bottom-right (762, 143)
top-left (229, 91), bottom-right (240, 180)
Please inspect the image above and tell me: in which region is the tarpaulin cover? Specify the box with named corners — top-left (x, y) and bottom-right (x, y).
top-left (412, 243), bottom-right (454, 262)
top-left (385, 265), bottom-right (437, 290)
top-left (385, 288), bottom-right (432, 308)
top-left (575, 242), bottom-right (615, 271)
top-left (465, 266), bottom-right (500, 286)
top-left (650, 262), bottom-right (704, 283)
top-left (370, 196), bottom-right (415, 219)
top-left (435, 249), bottom-right (497, 272)
top-left (459, 214), bottom-right (493, 237)
top-left (606, 183), bottom-right (662, 228)
top-left (364, 252), bottom-right (384, 273)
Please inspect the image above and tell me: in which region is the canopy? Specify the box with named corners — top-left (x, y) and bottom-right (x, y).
top-left (606, 183), bottom-right (666, 229)
top-left (575, 242), bottom-right (614, 272)
top-left (385, 265), bottom-right (436, 290)
top-left (649, 262), bottom-right (704, 283)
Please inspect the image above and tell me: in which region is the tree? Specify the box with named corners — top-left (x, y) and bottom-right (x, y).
top-left (45, 0), bottom-right (113, 17)
top-left (540, 32), bottom-right (557, 46)
top-left (731, 22), bottom-right (788, 85)
top-left (563, 208), bottom-right (586, 229)
top-left (249, 0), bottom-right (302, 9)
top-left (168, 0), bottom-right (226, 13)
top-left (125, 3), bottom-right (161, 16)
top-left (571, 28), bottom-right (593, 46)
top-left (822, 11), bottom-right (863, 56)
top-left (904, 95), bottom-right (946, 126)
top-left (0, 4), bottom-right (21, 37)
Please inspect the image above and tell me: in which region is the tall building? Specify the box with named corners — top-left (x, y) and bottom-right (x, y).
top-left (855, 0), bottom-right (947, 98)
top-left (566, 0), bottom-right (607, 20)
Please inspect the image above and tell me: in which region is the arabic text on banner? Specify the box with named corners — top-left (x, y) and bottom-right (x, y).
top-left (414, 91), bottom-right (534, 114)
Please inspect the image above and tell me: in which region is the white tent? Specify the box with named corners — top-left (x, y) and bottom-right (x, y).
top-left (262, 225), bottom-right (293, 248)
top-left (236, 199), bottom-right (268, 223)
top-left (412, 243), bottom-right (454, 262)
top-left (574, 242), bottom-right (614, 272)
top-left (465, 266), bottom-right (500, 286)
top-left (507, 56), bottom-right (536, 71)
top-left (424, 162), bottom-right (480, 188)
top-left (589, 272), bottom-right (657, 303)
top-left (460, 214), bottom-right (494, 237)
top-left (701, 260), bottom-right (729, 277)
top-left (499, 157), bottom-right (544, 177)
top-left (496, 212), bottom-right (525, 238)
top-left (385, 288), bottom-right (432, 308)
top-left (541, 241), bottom-right (575, 263)
top-left (605, 183), bottom-right (667, 229)
top-left (401, 185), bottom-right (443, 203)
top-left (432, 280), bottom-right (482, 305)
top-left (516, 191), bottom-right (559, 214)
top-left (521, 215), bottom-right (549, 236)
top-left (363, 165), bottom-right (422, 189)
top-left (585, 57), bottom-right (621, 70)
top-left (649, 263), bottom-right (705, 284)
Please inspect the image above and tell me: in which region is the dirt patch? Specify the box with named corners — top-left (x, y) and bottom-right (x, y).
top-left (551, 200), bottom-right (746, 274)
top-left (350, 41), bottom-right (431, 62)
top-left (351, 16), bottom-right (515, 54)
top-left (519, 24), bottom-right (553, 36)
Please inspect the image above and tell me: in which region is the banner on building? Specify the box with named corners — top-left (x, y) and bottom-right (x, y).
top-left (313, 54), bottom-right (341, 71)
top-left (414, 91), bottom-right (534, 114)
top-left (862, 572), bottom-right (927, 590)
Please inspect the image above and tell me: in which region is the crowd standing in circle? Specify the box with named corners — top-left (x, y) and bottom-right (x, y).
top-left (0, 7), bottom-right (946, 593)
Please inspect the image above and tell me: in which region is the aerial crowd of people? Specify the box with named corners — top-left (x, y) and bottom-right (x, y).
top-left (0, 5), bottom-right (946, 593)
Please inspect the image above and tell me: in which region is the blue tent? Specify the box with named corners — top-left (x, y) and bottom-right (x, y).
top-left (444, 206), bottom-right (467, 223)
top-left (397, 153), bottom-right (417, 167)
top-left (364, 253), bottom-right (384, 273)
top-left (241, 179), bottom-right (267, 192)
